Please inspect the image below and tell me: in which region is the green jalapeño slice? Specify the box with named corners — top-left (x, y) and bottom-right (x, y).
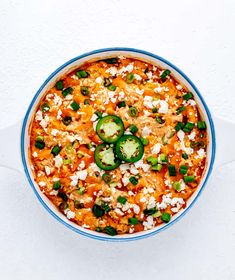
top-left (115, 135), bottom-right (144, 163)
top-left (96, 115), bottom-right (124, 143)
top-left (94, 143), bottom-right (121, 170)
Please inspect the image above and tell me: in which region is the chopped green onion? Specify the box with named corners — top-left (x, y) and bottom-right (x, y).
top-left (182, 153), bottom-right (189, 159)
top-left (117, 101), bottom-right (126, 108)
top-left (35, 139), bottom-right (45, 149)
top-left (95, 111), bottom-right (103, 118)
top-left (128, 106), bottom-right (138, 117)
top-left (183, 122), bottom-right (194, 133)
top-left (140, 137), bottom-right (149, 146)
top-left (158, 153), bottom-right (168, 164)
top-left (55, 80), bottom-right (64, 90)
top-left (53, 180), bottom-right (61, 190)
top-left (143, 207), bottom-right (157, 216)
top-left (184, 175), bottom-right (195, 183)
top-left (161, 212), bottom-right (171, 223)
top-left (197, 121), bottom-right (207, 130)
top-left (199, 132), bottom-right (204, 138)
top-left (104, 58), bottom-right (117, 64)
top-left (128, 217), bottom-right (139, 225)
top-left (117, 196), bottom-right (127, 205)
top-left (147, 156), bottom-right (158, 166)
top-left (96, 227), bottom-right (102, 232)
top-left (151, 163), bottom-right (163, 171)
top-left (77, 186), bottom-right (85, 195)
top-left (74, 200), bottom-right (84, 209)
top-left (152, 107), bottom-right (158, 113)
top-left (168, 165), bottom-right (176, 176)
top-left (86, 143), bottom-right (93, 149)
top-left (126, 73), bottom-right (135, 84)
top-left (175, 122), bottom-right (184, 131)
top-left (104, 78), bottom-right (111, 87)
top-left (92, 204), bottom-right (105, 217)
top-left (129, 124), bottom-right (138, 134)
top-left (102, 173), bottom-right (112, 184)
top-left (41, 103), bottom-right (50, 112)
top-left (179, 165), bottom-right (188, 175)
top-left (84, 99), bottom-right (90, 105)
top-left (62, 87), bottom-right (73, 97)
top-left (172, 181), bottom-right (182, 192)
top-left (62, 116), bottom-right (72, 126)
top-left (80, 86), bottom-right (89, 96)
top-left (76, 70), bottom-right (89, 78)
top-left (129, 176), bottom-right (138, 185)
top-left (183, 92), bottom-right (193, 100)
top-left (70, 101), bottom-right (80, 111)
top-left (77, 152), bottom-right (84, 158)
top-left (156, 116), bottom-right (165, 124)
top-left (161, 69), bottom-right (171, 81)
top-left (63, 158), bottom-right (71, 165)
top-left (51, 145), bottom-right (61, 156)
top-left (103, 204), bottom-right (111, 213)
top-left (36, 135), bottom-right (44, 142)
top-left (58, 192), bottom-right (68, 202)
top-left (104, 226), bottom-right (117, 236)
top-left (107, 84), bottom-right (116, 91)
top-left (176, 106), bottom-right (186, 115)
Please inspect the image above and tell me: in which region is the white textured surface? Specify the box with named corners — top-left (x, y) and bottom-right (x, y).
top-left (0, 0), bottom-right (235, 279)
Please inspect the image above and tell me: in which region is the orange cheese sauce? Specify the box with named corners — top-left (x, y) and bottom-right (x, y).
top-left (29, 57), bottom-right (208, 235)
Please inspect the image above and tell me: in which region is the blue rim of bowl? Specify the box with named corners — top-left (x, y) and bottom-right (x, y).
top-left (21, 47), bottom-right (216, 242)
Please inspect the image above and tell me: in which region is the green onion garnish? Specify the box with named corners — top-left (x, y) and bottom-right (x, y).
top-left (183, 92), bottom-right (193, 100)
top-left (55, 80), bottom-right (64, 90)
top-left (128, 217), bottom-right (139, 225)
top-left (147, 156), bottom-right (158, 166)
top-left (107, 84), bottom-right (116, 91)
top-left (129, 124), bottom-right (138, 134)
top-left (80, 86), bottom-right (89, 96)
top-left (182, 153), bottom-right (189, 159)
top-left (53, 180), bottom-right (61, 190)
top-left (140, 137), bottom-right (149, 146)
top-left (129, 176), bottom-right (138, 185)
top-left (183, 122), bottom-right (194, 133)
top-left (104, 226), bottom-right (117, 236)
top-left (41, 103), bottom-right (50, 112)
top-left (197, 121), bottom-right (207, 130)
top-left (161, 69), bottom-right (171, 81)
top-left (175, 122), bottom-right (184, 131)
top-left (143, 207), bottom-right (157, 216)
top-left (117, 101), bottom-right (126, 108)
top-left (103, 58), bottom-right (117, 64)
top-left (168, 165), bottom-right (176, 176)
top-left (179, 165), bottom-right (188, 175)
top-left (84, 99), bottom-right (90, 105)
top-left (151, 163), bottom-right (163, 171)
top-left (161, 212), bottom-right (171, 223)
top-left (152, 107), bottom-right (158, 113)
top-left (62, 87), bottom-right (73, 97)
top-left (126, 73), bottom-right (135, 84)
top-left (158, 153), bottom-right (168, 164)
top-left (51, 145), bottom-right (61, 156)
top-left (176, 106), bottom-right (186, 115)
top-left (184, 175), bottom-right (195, 183)
top-left (95, 111), bottom-right (103, 118)
top-left (70, 101), bottom-right (80, 111)
top-left (117, 196), bottom-right (127, 205)
top-left (156, 115), bottom-right (165, 124)
top-left (76, 70), bottom-right (89, 78)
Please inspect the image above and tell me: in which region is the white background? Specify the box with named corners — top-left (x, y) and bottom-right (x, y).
top-left (0, 0), bottom-right (234, 279)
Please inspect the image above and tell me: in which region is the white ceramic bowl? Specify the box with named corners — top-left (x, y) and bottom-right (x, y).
top-left (1, 48), bottom-right (234, 241)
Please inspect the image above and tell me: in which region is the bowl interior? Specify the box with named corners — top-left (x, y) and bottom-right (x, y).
top-left (21, 48), bottom-right (215, 241)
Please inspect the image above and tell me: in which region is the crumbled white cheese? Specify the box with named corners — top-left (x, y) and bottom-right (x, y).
top-left (151, 143), bottom-right (161, 154)
top-left (114, 208), bottom-right (124, 216)
top-left (57, 109), bottom-right (62, 120)
top-left (35, 110), bottom-right (43, 121)
top-left (134, 74), bottom-right (142, 81)
top-left (45, 166), bottom-right (51, 176)
top-left (38, 181), bottom-right (46, 187)
top-left (176, 84), bottom-right (183, 90)
top-left (93, 120), bottom-right (98, 131)
top-left (49, 190), bottom-right (58, 196)
top-left (122, 176), bottom-right (130, 186)
top-left (32, 152), bottom-right (38, 158)
top-left (76, 169), bottom-right (88, 180)
top-left (64, 209), bottom-right (75, 219)
top-left (188, 131), bottom-right (196, 140)
top-left (53, 94), bottom-right (62, 106)
top-left (54, 155), bottom-right (63, 168)
top-left (158, 100), bottom-right (168, 113)
top-left (143, 96), bottom-right (153, 109)
top-left (51, 129), bottom-right (59, 136)
top-left (90, 114), bottom-right (98, 122)
top-left (197, 148), bottom-right (206, 158)
top-left (142, 126), bottom-right (151, 137)
top-left (136, 88), bottom-right (144, 95)
top-left (132, 204), bottom-right (140, 214)
top-left (106, 67), bottom-right (118, 76)
top-left (95, 77), bottom-right (103, 84)
top-left (143, 216), bottom-right (154, 230)
top-left (146, 71), bottom-right (153, 79)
